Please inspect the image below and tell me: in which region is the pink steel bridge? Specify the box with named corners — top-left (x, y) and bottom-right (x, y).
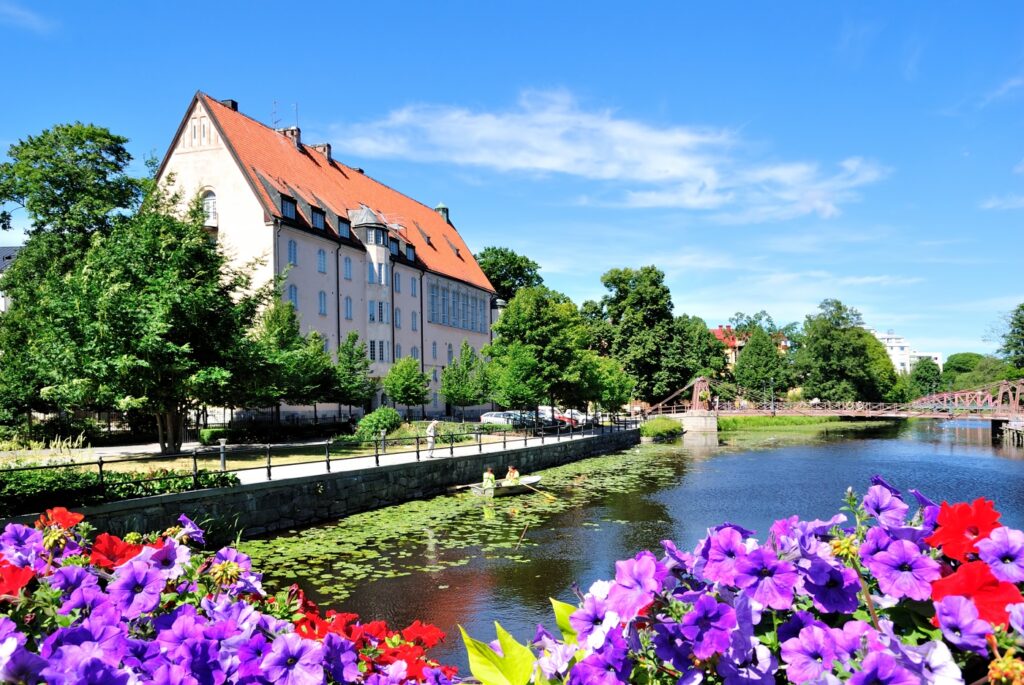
top-left (648, 378), bottom-right (1024, 422)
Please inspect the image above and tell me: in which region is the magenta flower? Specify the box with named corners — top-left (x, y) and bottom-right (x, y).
top-left (569, 631), bottom-right (630, 685)
top-left (848, 651), bottom-right (918, 685)
top-left (177, 515), bottom-right (206, 545)
top-left (606, 551), bottom-right (665, 621)
top-left (976, 526), bottom-right (1024, 583)
top-left (735, 548), bottom-right (799, 610)
top-left (680, 594), bottom-right (737, 659)
top-left (108, 559), bottom-right (165, 619)
top-left (260, 633), bottom-right (324, 685)
top-left (863, 485), bottom-right (909, 529)
top-left (865, 539), bottom-right (940, 601)
top-left (703, 527), bottom-right (748, 585)
top-left (934, 595), bottom-right (991, 655)
top-left (781, 625), bottom-right (837, 683)
top-left (148, 539), bottom-right (190, 581)
top-left (570, 594), bottom-right (619, 651)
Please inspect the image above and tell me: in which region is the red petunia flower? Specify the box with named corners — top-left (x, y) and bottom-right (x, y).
top-left (401, 620), bottom-right (446, 649)
top-left (89, 533), bottom-right (142, 569)
top-left (379, 643), bottom-right (427, 679)
top-left (35, 507), bottom-right (84, 530)
top-left (925, 498), bottom-right (1001, 561)
top-left (0, 560), bottom-right (34, 598)
top-left (930, 560), bottom-right (1023, 626)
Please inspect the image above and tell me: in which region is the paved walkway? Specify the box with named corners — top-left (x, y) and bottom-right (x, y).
top-left (233, 428), bottom-right (621, 485)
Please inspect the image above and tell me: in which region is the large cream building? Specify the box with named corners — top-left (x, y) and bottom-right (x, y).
top-left (157, 93), bottom-right (497, 417)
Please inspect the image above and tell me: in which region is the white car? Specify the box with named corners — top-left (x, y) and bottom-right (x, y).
top-left (480, 411), bottom-right (514, 425)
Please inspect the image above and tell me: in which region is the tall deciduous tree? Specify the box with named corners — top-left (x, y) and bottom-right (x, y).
top-left (941, 352), bottom-right (983, 388)
top-left (441, 340), bottom-right (488, 419)
top-left (733, 326), bottom-right (786, 397)
top-left (1000, 303), bottom-right (1024, 369)
top-left (382, 357), bottom-right (430, 418)
top-left (489, 343), bottom-right (546, 411)
top-left (335, 332), bottom-right (376, 413)
top-left (909, 357), bottom-right (942, 398)
top-left (595, 356), bottom-right (635, 413)
top-left (474, 246), bottom-right (543, 303)
top-left (795, 299), bottom-right (883, 402)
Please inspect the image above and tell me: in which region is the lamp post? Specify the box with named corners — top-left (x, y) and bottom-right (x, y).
top-left (218, 438), bottom-right (227, 471)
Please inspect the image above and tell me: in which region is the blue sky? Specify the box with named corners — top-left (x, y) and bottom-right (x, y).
top-left (3, 2), bottom-right (1023, 357)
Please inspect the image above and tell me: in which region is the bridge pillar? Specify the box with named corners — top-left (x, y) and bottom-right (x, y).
top-left (682, 410), bottom-right (718, 434)
top-left (992, 418), bottom-right (1008, 440)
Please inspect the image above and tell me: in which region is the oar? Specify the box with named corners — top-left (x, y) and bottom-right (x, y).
top-left (520, 481), bottom-right (557, 501)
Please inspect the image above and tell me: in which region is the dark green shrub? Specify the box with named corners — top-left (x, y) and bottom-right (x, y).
top-left (355, 407), bottom-right (402, 441)
top-left (199, 427), bottom-right (234, 445)
top-left (640, 417), bottom-right (683, 440)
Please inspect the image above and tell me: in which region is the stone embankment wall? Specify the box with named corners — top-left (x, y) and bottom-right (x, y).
top-left (34, 430), bottom-right (639, 538)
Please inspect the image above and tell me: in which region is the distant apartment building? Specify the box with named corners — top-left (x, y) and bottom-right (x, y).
top-left (710, 325), bottom-right (790, 368)
top-left (870, 329), bottom-right (942, 374)
top-left (0, 246), bottom-right (20, 312)
top-left (156, 93), bottom-right (497, 416)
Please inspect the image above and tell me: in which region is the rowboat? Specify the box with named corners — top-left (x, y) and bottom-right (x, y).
top-left (470, 475), bottom-right (543, 498)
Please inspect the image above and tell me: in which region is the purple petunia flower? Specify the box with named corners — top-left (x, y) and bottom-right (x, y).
top-left (909, 489), bottom-right (940, 532)
top-left (107, 559), bottom-right (165, 619)
top-left (735, 548), bottom-right (799, 610)
top-left (863, 485), bottom-right (909, 529)
top-left (781, 625), bottom-right (836, 683)
top-left (150, 663), bottom-right (200, 685)
top-left (976, 526), bottom-right (1024, 583)
top-left (570, 594), bottom-right (620, 651)
top-left (323, 633), bottom-right (360, 684)
top-left (178, 515), bottom-right (205, 545)
top-left (897, 640), bottom-right (963, 684)
top-left (147, 539), bottom-right (191, 581)
top-left (569, 630), bottom-right (631, 685)
top-left (865, 539), bottom-right (940, 601)
top-left (660, 539), bottom-right (695, 573)
top-left (848, 651), bottom-right (918, 685)
top-left (213, 547), bottom-right (252, 571)
top-left (803, 560), bottom-right (860, 614)
top-left (680, 594), bottom-right (737, 659)
top-left (260, 633), bottom-right (324, 685)
top-left (703, 527), bottom-right (749, 586)
top-left (606, 551), bottom-right (666, 621)
top-left (1010, 603), bottom-right (1024, 638)
top-left (0, 643), bottom-right (46, 685)
top-left (934, 595), bottom-right (991, 655)
top-left (777, 611), bottom-right (827, 644)
top-left (652, 621), bottom-right (691, 666)
top-left (0, 524), bottom-right (44, 569)
top-left (717, 636), bottom-right (778, 685)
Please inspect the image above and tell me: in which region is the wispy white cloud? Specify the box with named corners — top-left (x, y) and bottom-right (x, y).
top-left (980, 75), bottom-right (1024, 108)
top-left (0, 1), bottom-right (53, 34)
top-left (980, 194), bottom-right (1024, 210)
top-left (333, 90), bottom-right (887, 223)
top-left (902, 36), bottom-right (924, 81)
top-left (1014, 158), bottom-right (1024, 174)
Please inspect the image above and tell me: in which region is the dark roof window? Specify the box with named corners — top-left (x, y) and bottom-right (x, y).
top-left (389, 237), bottom-right (399, 255)
top-left (406, 245), bottom-right (415, 261)
top-left (282, 197), bottom-right (297, 220)
top-left (311, 208), bottom-right (325, 230)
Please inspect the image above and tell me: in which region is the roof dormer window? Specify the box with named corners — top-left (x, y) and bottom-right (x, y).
top-left (282, 197), bottom-right (297, 220)
top-left (389, 237), bottom-right (399, 256)
top-left (311, 208), bottom-right (325, 230)
top-left (406, 245), bottom-right (415, 261)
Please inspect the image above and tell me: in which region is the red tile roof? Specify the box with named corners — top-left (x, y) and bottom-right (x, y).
top-left (196, 93), bottom-right (495, 293)
top-left (710, 325), bottom-right (740, 348)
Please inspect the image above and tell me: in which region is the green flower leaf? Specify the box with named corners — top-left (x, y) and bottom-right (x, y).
top-left (550, 597), bottom-right (578, 645)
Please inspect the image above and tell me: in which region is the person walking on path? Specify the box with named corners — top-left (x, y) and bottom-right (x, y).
top-left (425, 419), bottom-right (439, 458)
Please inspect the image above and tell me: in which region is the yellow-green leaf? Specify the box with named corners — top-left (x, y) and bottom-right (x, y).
top-left (550, 597), bottom-right (579, 644)
top-left (459, 626), bottom-right (513, 685)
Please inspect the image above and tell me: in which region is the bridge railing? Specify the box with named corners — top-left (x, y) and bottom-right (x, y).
top-left (645, 400), bottom-right (1014, 417)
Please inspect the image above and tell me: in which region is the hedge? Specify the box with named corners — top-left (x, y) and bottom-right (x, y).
top-left (639, 416), bottom-right (684, 440)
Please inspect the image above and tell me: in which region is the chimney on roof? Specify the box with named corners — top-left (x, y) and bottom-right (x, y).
top-left (312, 143), bottom-right (332, 162)
top-left (277, 126), bottom-right (302, 149)
top-left (220, 99), bottom-right (239, 111)
top-left (435, 202), bottom-right (450, 223)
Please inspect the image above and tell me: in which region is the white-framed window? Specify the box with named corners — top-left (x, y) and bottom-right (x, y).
top-left (287, 284), bottom-right (298, 308)
top-left (343, 256), bottom-right (352, 280)
top-left (379, 263), bottom-right (388, 286)
top-left (282, 198), bottom-right (297, 219)
top-left (411, 278), bottom-right (418, 297)
top-left (395, 308), bottom-right (402, 329)
top-left (368, 300), bottom-right (376, 322)
top-left (287, 240), bottom-right (297, 266)
top-left (411, 311), bottom-right (418, 332)
top-left (318, 291), bottom-right (327, 316)
top-left (368, 262), bottom-right (375, 284)
top-left (395, 344), bottom-right (402, 359)
top-left (344, 296), bottom-right (352, 320)
top-left (202, 191), bottom-right (217, 224)
top-left (411, 346), bottom-right (420, 360)
top-left (312, 209), bottom-right (325, 230)
top-left (432, 341), bottom-right (437, 360)
top-left (394, 273), bottom-right (401, 293)
top-left (447, 344), bottom-right (454, 363)
top-left (317, 249), bottom-right (327, 273)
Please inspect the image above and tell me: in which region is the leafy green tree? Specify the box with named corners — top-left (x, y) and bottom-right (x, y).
top-left (951, 355), bottom-right (1016, 390)
top-left (474, 246), bottom-right (543, 303)
top-left (382, 357), bottom-right (430, 418)
top-left (909, 357), bottom-right (942, 398)
top-left (733, 326), bottom-right (786, 397)
top-left (886, 373), bottom-right (914, 403)
top-left (335, 332), bottom-right (376, 413)
top-left (941, 352), bottom-right (983, 388)
top-left (441, 341), bottom-right (489, 419)
top-left (858, 330), bottom-right (898, 401)
top-left (1000, 303), bottom-right (1024, 369)
top-left (580, 299), bottom-right (615, 356)
top-left (795, 299), bottom-right (882, 401)
top-left (489, 343), bottom-right (546, 410)
top-left (595, 356), bottom-right (635, 413)
top-left (729, 310), bottom-right (777, 335)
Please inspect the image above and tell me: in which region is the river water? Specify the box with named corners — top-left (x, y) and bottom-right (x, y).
top-left (240, 419), bottom-right (1024, 670)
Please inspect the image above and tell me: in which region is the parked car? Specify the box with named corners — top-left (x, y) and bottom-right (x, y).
top-left (480, 411), bottom-right (515, 425)
top-left (562, 409), bottom-right (595, 427)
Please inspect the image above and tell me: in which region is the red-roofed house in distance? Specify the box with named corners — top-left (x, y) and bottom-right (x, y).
top-left (157, 93), bottom-right (498, 418)
top-left (710, 325), bottom-right (791, 369)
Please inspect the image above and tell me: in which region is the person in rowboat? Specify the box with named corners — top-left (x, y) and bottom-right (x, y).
top-left (504, 465), bottom-right (521, 485)
top-left (482, 467), bottom-right (496, 491)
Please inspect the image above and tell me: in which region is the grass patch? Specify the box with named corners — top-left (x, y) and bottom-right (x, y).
top-left (640, 417), bottom-right (684, 440)
top-left (717, 416), bottom-right (843, 432)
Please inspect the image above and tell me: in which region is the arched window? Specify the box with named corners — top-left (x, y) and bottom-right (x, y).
top-left (287, 284), bottom-right (298, 308)
top-left (411, 311), bottom-right (418, 331)
top-left (317, 249), bottom-right (327, 273)
top-left (318, 291), bottom-right (327, 316)
top-left (343, 256), bottom-right (352, 280)
top-left (447, 344), bottom-right (454, 363)
top-left (394, 273), bottom-right (401, 293)
top-left (395, 344), bottom-right (402, 359)
top-left (411, 346), bottom-right (420, 360)
top-left (344, 296), bottom-right (352, 320)
top-left (432, 341), bottom-right (437, 360)
top-left (287, 240), bottom-right (297, 266)
top-left (394, 308), bottom-right (402, 329)
top-left (202, 191), bottom-right (217, 224)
